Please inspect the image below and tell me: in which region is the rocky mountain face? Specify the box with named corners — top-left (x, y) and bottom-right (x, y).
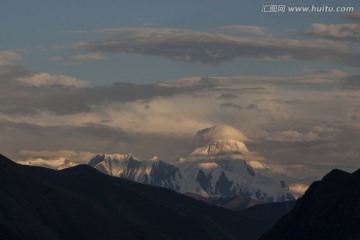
top-left (0, 154), bottom-right (291, 240)
top-left (260, 168), bottom-right (360, 240)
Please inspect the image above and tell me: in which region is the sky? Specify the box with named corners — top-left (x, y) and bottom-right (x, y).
top-left (1, 0), bottom-right (360, 180)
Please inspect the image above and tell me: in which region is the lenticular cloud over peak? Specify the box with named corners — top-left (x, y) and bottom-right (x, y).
top-left (197, 124), bottom-right (248, 142)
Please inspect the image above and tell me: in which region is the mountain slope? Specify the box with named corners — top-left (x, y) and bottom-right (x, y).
top-left (259, 168), bottom-right (360, 240)
top-left (0, 155), bottom-right (158, 240)
top-left (184, 192), bottom-right (263, 211)
top-left (0, 154), bottom-right (280, 240)
top-left (0, 223), bottom-right (23, 240)
top-left (239, 201), bottom-right (296, 227)
top-left (88, 154), bottom-right (181, 191)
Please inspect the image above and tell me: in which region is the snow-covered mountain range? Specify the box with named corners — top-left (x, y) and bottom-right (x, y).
top-left (17, 125), bottom-right (307, 201)
top-left (89, 125), bottom-right (299, 202)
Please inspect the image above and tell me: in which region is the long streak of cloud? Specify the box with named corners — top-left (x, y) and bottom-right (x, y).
top-left (310, 23), bottom-right (360, 43)
top-left (73, 27), bottom-right (360, 67)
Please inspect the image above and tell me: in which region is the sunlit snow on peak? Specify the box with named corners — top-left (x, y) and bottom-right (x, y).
top-left (191, 139), bottom-right (249, 156)
top-left (17, 157), bottom-right (78, 170)
top-left (150, 155), bottom-right (161, 161)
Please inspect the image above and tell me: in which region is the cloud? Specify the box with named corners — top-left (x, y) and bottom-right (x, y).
top-left (311, 126), bottom-right (341, 134)
top-left (310, 23), bottom-right (360, 42)
top-left (329, 150), bottom-right (360, 160)
top-left (344, 12), bottom-right (360, 22)
top-left (0, 58), bottom-right (356, 123)
top-left (157, 70), bottom-right (350, 88)
top-left (222, 25), bottom-right (267, 35)
top-left (217, 93), bottom-right (238, 99)
top-left (197, 124), bottom-right (248, 142)
top-left (1, 66), bottom-right (356, 134)
top-left (0, 95), bottom-right (215, 136)
top-left (340, 73), bottom-right (360, 89)
top-left (0, 119), bottom-right (133, 160)
top-left (73, 27), bottom-right (360, 67)
top-left (1, 51), bottom-right (360, 178)
top-left (157, 77), bottom-right (219, 88)
top-left (0, 51), bottom-right (22, 66)
top-left (53, 52), bottom-right (106, 63)
top-left (15, 72), bottom-right (89, 88)
top-left (3, 68), bottom-right (348, 118)
top-left (0, 53), bottom-right (96, 115)
top-left (246, 103), bottom-right (258, 110)
top-left (0, 118), bottom-right (200, 162)
top-left (220, 102), bottom-right (243, 109)
top-left (70, 52), bottom-right (105, 62)
top-left (265, 131), bottom-right (321, 142)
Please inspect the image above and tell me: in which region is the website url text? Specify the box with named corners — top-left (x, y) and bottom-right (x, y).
top-left (261, 5), bottom-right (355, 13)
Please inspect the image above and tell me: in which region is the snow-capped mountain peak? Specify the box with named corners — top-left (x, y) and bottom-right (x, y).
top-left (149, 155), bottom-right (161, 161)
top-left (82, 124), bottom-right (302, 202)
top-left (102, 153), bottom-right (138, 161)
top-left (88, 153), bottom-right (139, 167)
top-left (190, 139), bottom-right (249, 157)
top-left (88, 153), bottom-right (182, 191)
top-left (188, 124), bottom-right (250, 160)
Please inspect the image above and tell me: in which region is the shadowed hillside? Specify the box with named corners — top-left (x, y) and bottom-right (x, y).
top-left (0, 154), bottom-right (291, 240)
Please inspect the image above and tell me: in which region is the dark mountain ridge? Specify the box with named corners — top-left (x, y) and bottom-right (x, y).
top-left (0, 154), bottom-right (291, 240)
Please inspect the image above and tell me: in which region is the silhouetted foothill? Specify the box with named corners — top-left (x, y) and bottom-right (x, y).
top-left (260, 168), bottom-right (360, 240)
